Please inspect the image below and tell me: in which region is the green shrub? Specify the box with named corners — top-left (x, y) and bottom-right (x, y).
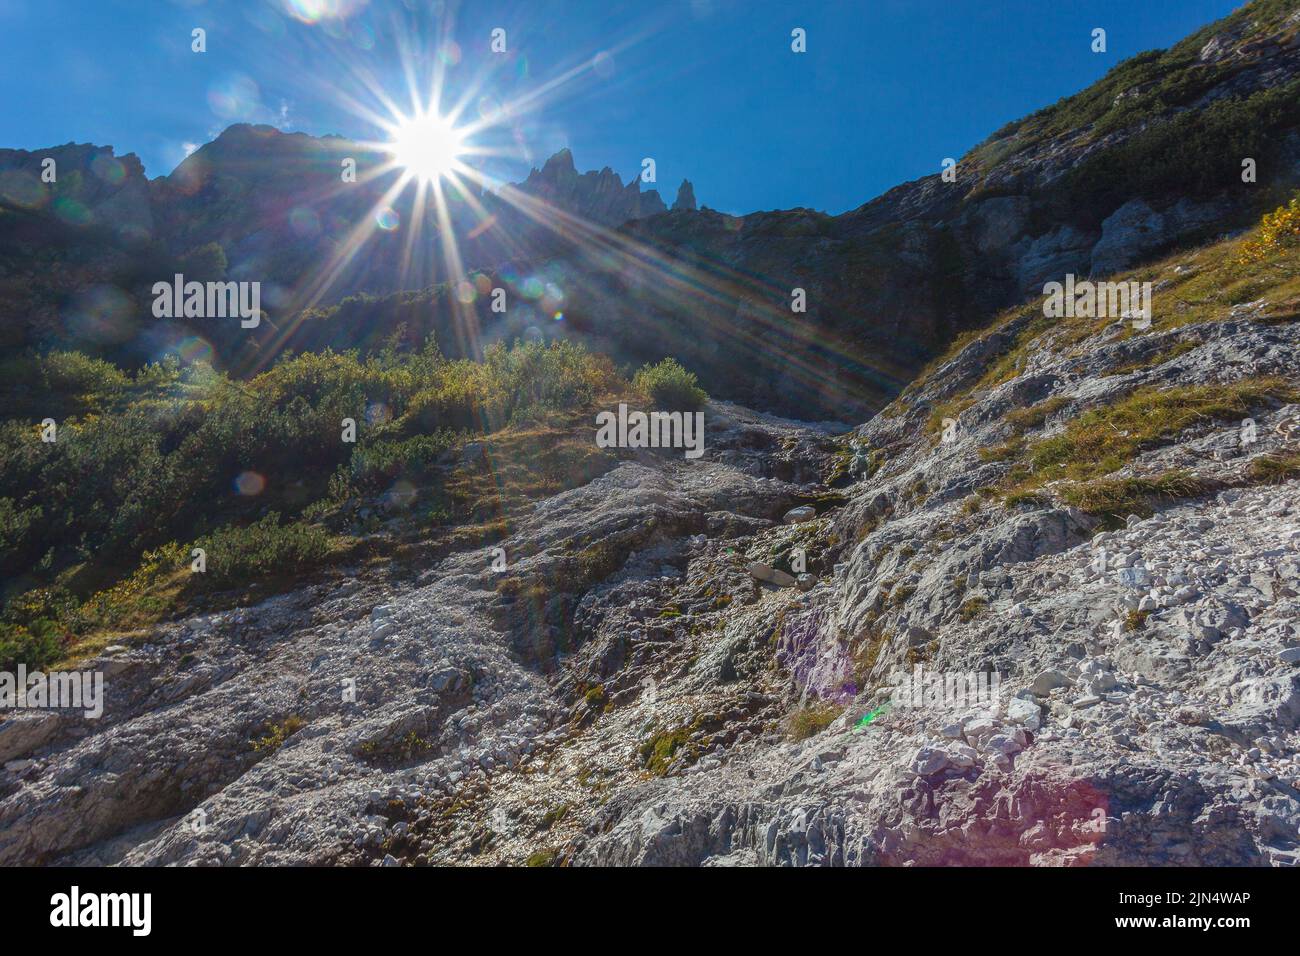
top-left (0, 339), bottom-right (631, 667)
top-left (632, 358), bottom-right (707, 411)
top-left (0, 619), bottom-right (66, 672)
top-left (251, 715), bottom-right (306, 753)
top-left (350, 432), bottom-right (457, 489)
top-left (196, 513), bottom-right (333, 587)
top-left (639, 725), bottom-right (697, 776)
top-left (1062, 78), bottom-right (1300, 220)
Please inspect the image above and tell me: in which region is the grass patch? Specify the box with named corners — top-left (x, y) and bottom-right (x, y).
top-left (1247, 452), bottom-right (1300, 484)
top-left (979, 438), bottom-right (1024, 463)
top-left (888, 585), bottom-right (917, 608)
top-left (1026, 378), bottom-right (1296, 485)
top-left (786, 701), bottom-right (845, 741)
top-left (537, 805), bottom-right (570, 831)
top-left (925, 398), bottom-right (974, 440)
top-left (639, 725), bottom-right (698, 777)
top-left (1005, 395), bottom-right (1070, 432)
top-left (1059, 470), bottom-right (1213, 519)
top-left (847, 623), bottom-right (890, 691)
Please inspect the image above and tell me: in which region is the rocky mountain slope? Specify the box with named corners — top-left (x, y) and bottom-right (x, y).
top-left (4, 207), bottom-right (1300, 865)
top-left (3, 1), bottom-right (1300, 867)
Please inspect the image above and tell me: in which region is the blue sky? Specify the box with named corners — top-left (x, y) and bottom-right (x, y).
top-left (0, 0), bottom-right (1243, 215)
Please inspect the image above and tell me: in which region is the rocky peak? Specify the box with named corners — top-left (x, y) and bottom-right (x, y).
top-left (513, 148), bottom-right (669, 226)
top-left (539, 146), bottom-right (576, 177)
top-left (0, 142), bottom-right (153, 241)
top-left (672, 179), bottom-right (697, 212)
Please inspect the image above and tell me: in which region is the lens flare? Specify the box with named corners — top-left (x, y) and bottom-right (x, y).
top-left (235, 471), bottom-right (266, 496)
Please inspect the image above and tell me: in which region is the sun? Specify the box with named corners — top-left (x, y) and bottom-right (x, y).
top-left (387, 111), bottom-right (467, 183)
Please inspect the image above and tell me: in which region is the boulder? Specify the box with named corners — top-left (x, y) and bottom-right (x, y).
top-left (748, 562), bottom-right (796, 587)
top-left (782, 506), bottom-right (817, 524)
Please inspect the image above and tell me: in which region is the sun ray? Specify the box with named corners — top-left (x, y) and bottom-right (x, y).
top-left (258, 5), bottom-right (904, 408)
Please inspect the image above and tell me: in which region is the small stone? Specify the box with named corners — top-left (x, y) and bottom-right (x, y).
top-left (986, 734), bottom-right (1022, 756)
top-left (748, 561), bottom-right (796, 587)
top-left (1006, 697), bottom-right (1041, 730)
top-left (1118, 566), bottom-right (1152, 588)
top-left (911, 746), bottom-right (952, 776)
top-left (1030, 669), bottom-right (1072, 696)
top-left (947, 745), bottom-right (978, 768)
top-left (962, 716), bottom-right (999, 748)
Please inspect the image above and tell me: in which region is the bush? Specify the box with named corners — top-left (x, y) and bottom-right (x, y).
top-left (1239, 195), bottom-right (1300, 266)
top-left (196, 513), bottom-right (333, 587)
top-left (0, 350), bottom-right (132, 418)
top-left (251, 715), bottom-right (306, 753)
top-left (0, 620), bottom-right (66, 672)
top-left (632, 358), bottom-right (707, 411)
top-left (350, 432), bottom-right (457, 489)
top-left (1062, 78), bottom-right (1300, 219)
top-left (0, 339), bottom-right (627, 657)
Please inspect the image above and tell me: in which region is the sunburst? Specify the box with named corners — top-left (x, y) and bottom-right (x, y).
top-left (385, 109), bottom-right (468, 184)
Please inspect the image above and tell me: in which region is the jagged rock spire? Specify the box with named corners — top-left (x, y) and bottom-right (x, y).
top-left (672, 179), bottom-right (697, 212)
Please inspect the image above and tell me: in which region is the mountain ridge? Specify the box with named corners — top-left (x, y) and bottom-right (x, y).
top-left (5, 0), bottom-right (1299, 421)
